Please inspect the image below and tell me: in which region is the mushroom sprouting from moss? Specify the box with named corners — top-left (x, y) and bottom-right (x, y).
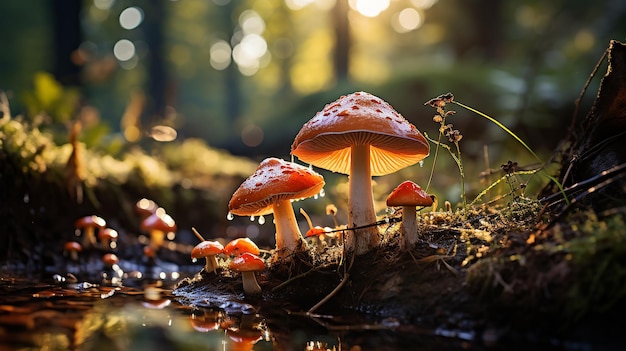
top-left (229, 252), bottom-right (266, 296)
top-left (291, 92), bottom-right (429, 255)
top-left (228, 158), bottom-right (325, 261)
top-left (191, 240), bottom-right (224, 274)
top-left (386, 180), bottom-right (434, 250)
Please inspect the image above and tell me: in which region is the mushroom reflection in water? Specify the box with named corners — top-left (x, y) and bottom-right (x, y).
top-left (228, 158), bottom-right (325, 261)
top-left (291, 92), bottom-right (429, 255)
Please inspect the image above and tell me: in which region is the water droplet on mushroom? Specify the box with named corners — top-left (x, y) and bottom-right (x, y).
top-left (192, 258), bottom-right (197, 263)
top-left (319, 188), bottom-right (325, 197)
top-left (258, 216), bottom-right (265, 225)
top-left (227, 212), bottom-right (234, 221)
top-left (419, 160), bottom-right (424, 167)
top-left (250, 216), bottom-right (255, 222)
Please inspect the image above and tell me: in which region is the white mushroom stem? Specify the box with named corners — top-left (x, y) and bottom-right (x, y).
top-left (204, 255), bottom-right (219, 274)
top-left (347, 143), bottom-right (380, 255)
top-left (272, 199), bottom-right (308, 258)
top-left (400, 206), bottom-right (417, 250)
top-left (241, 272), bottom-right (261, 296)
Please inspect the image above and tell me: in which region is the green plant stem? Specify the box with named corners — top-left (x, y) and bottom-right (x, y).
top-left (424, 132), bottom-right (467, 216)
top-left (452, 100), bottom-right (570, 205)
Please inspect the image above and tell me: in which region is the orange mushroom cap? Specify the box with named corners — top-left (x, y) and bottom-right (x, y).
top-left (305, 226), bottom-right (332, 238)
top-left (98, 228), bottom-right (119, 241)
top-left (64, 241), bottom-right (82, 252)
top-left (223, 238), bottom-right (260, 256)
top-left (191, 240), bottom-right (224, 259)
top-left (228, 158), bottom-right (325, 217)
top-left (135, 198), bottom-right (159, 218)
top-left (229, 253), bottom-right (265, 272)
top-left (75, 215), bottom-right (106, 230)
top-left (102, 253), bottom-right (119, 265)
top-left (386, 180), bottom-right (434, 207)
top-left (140, 212), bottom-right (177, 233)
top-left (291, 91), bottom-right (429, 176)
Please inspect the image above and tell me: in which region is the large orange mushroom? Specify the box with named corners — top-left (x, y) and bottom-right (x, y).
top-left (291, 92), bottom-right (429, 255)
top-left (228, 158), bottom-right (325, 260)
top-left (386, 180), bottom-right (434, 249)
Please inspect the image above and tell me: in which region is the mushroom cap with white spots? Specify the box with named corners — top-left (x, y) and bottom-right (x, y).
top-left (228, 158), bottom-right (325, 217)
top-left (291, 91), bottom-right (429, 176)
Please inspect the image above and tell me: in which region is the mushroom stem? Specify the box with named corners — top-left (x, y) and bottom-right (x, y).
top-left (272, 199), bottom-right (308, 258)
top-left (150, 229), bottom-right (165, 249)
top-left (241, 271), bottom-right (261, 296)
top-left (347, 143), bottom-right (379, 255)
top-left (205, 256), bottom-right (219, 274)
top-left (83, 227), bottom-right (97, 248)
top-left (401, 206), bottom-right (417, 250)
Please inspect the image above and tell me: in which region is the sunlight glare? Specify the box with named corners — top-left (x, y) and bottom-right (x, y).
top-left (349, 0), bottom-right (390, 17)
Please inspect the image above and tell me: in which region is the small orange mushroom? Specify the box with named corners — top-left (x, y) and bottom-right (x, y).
top-left (140, 211), bottom-right (176, 249)
top-left (75, 215), bottom-right (106, 248)
top-left (191, 240), bottom-right (224, 274)
top-left (64, 241), bottom-right (83, 261)
top-left (229, 253), bottom-right (265, 296)
top-left (98, 228), bottom-right (118, 250)
top-left (386, 180), bottom-right (434, 249)
top-left (223, 238), bottom-right (260, 257)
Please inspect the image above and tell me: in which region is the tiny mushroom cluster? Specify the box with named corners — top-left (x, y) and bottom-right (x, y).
top-left (291, 92), bottom-right (430, 255)
top-left (190, 231), bottom-right (266, 297)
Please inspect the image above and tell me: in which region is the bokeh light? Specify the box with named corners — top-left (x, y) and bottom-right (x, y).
top-left (210, 40), bottom-right (232, 70)
top-left (113, 39), bottom-right (135, 61)
top-left (241, 124), bottom-right (264, 147)
top-left (93, 0), bottom-right (115, 10)
top-left (119, 7), bottom-right (144, 30)
top-left (391, 7), bottom-right (423, 33)
top-left (349, 0), bottom-right (390, 17)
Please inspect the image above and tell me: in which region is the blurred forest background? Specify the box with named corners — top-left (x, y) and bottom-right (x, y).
top-left (1, 0), bottom-right (625, 198)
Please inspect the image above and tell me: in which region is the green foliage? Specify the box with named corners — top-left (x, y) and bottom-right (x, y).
top-left (560, 213), bottom-right (626, 320)
top-left (21, 72), bottom-right (80, 125)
